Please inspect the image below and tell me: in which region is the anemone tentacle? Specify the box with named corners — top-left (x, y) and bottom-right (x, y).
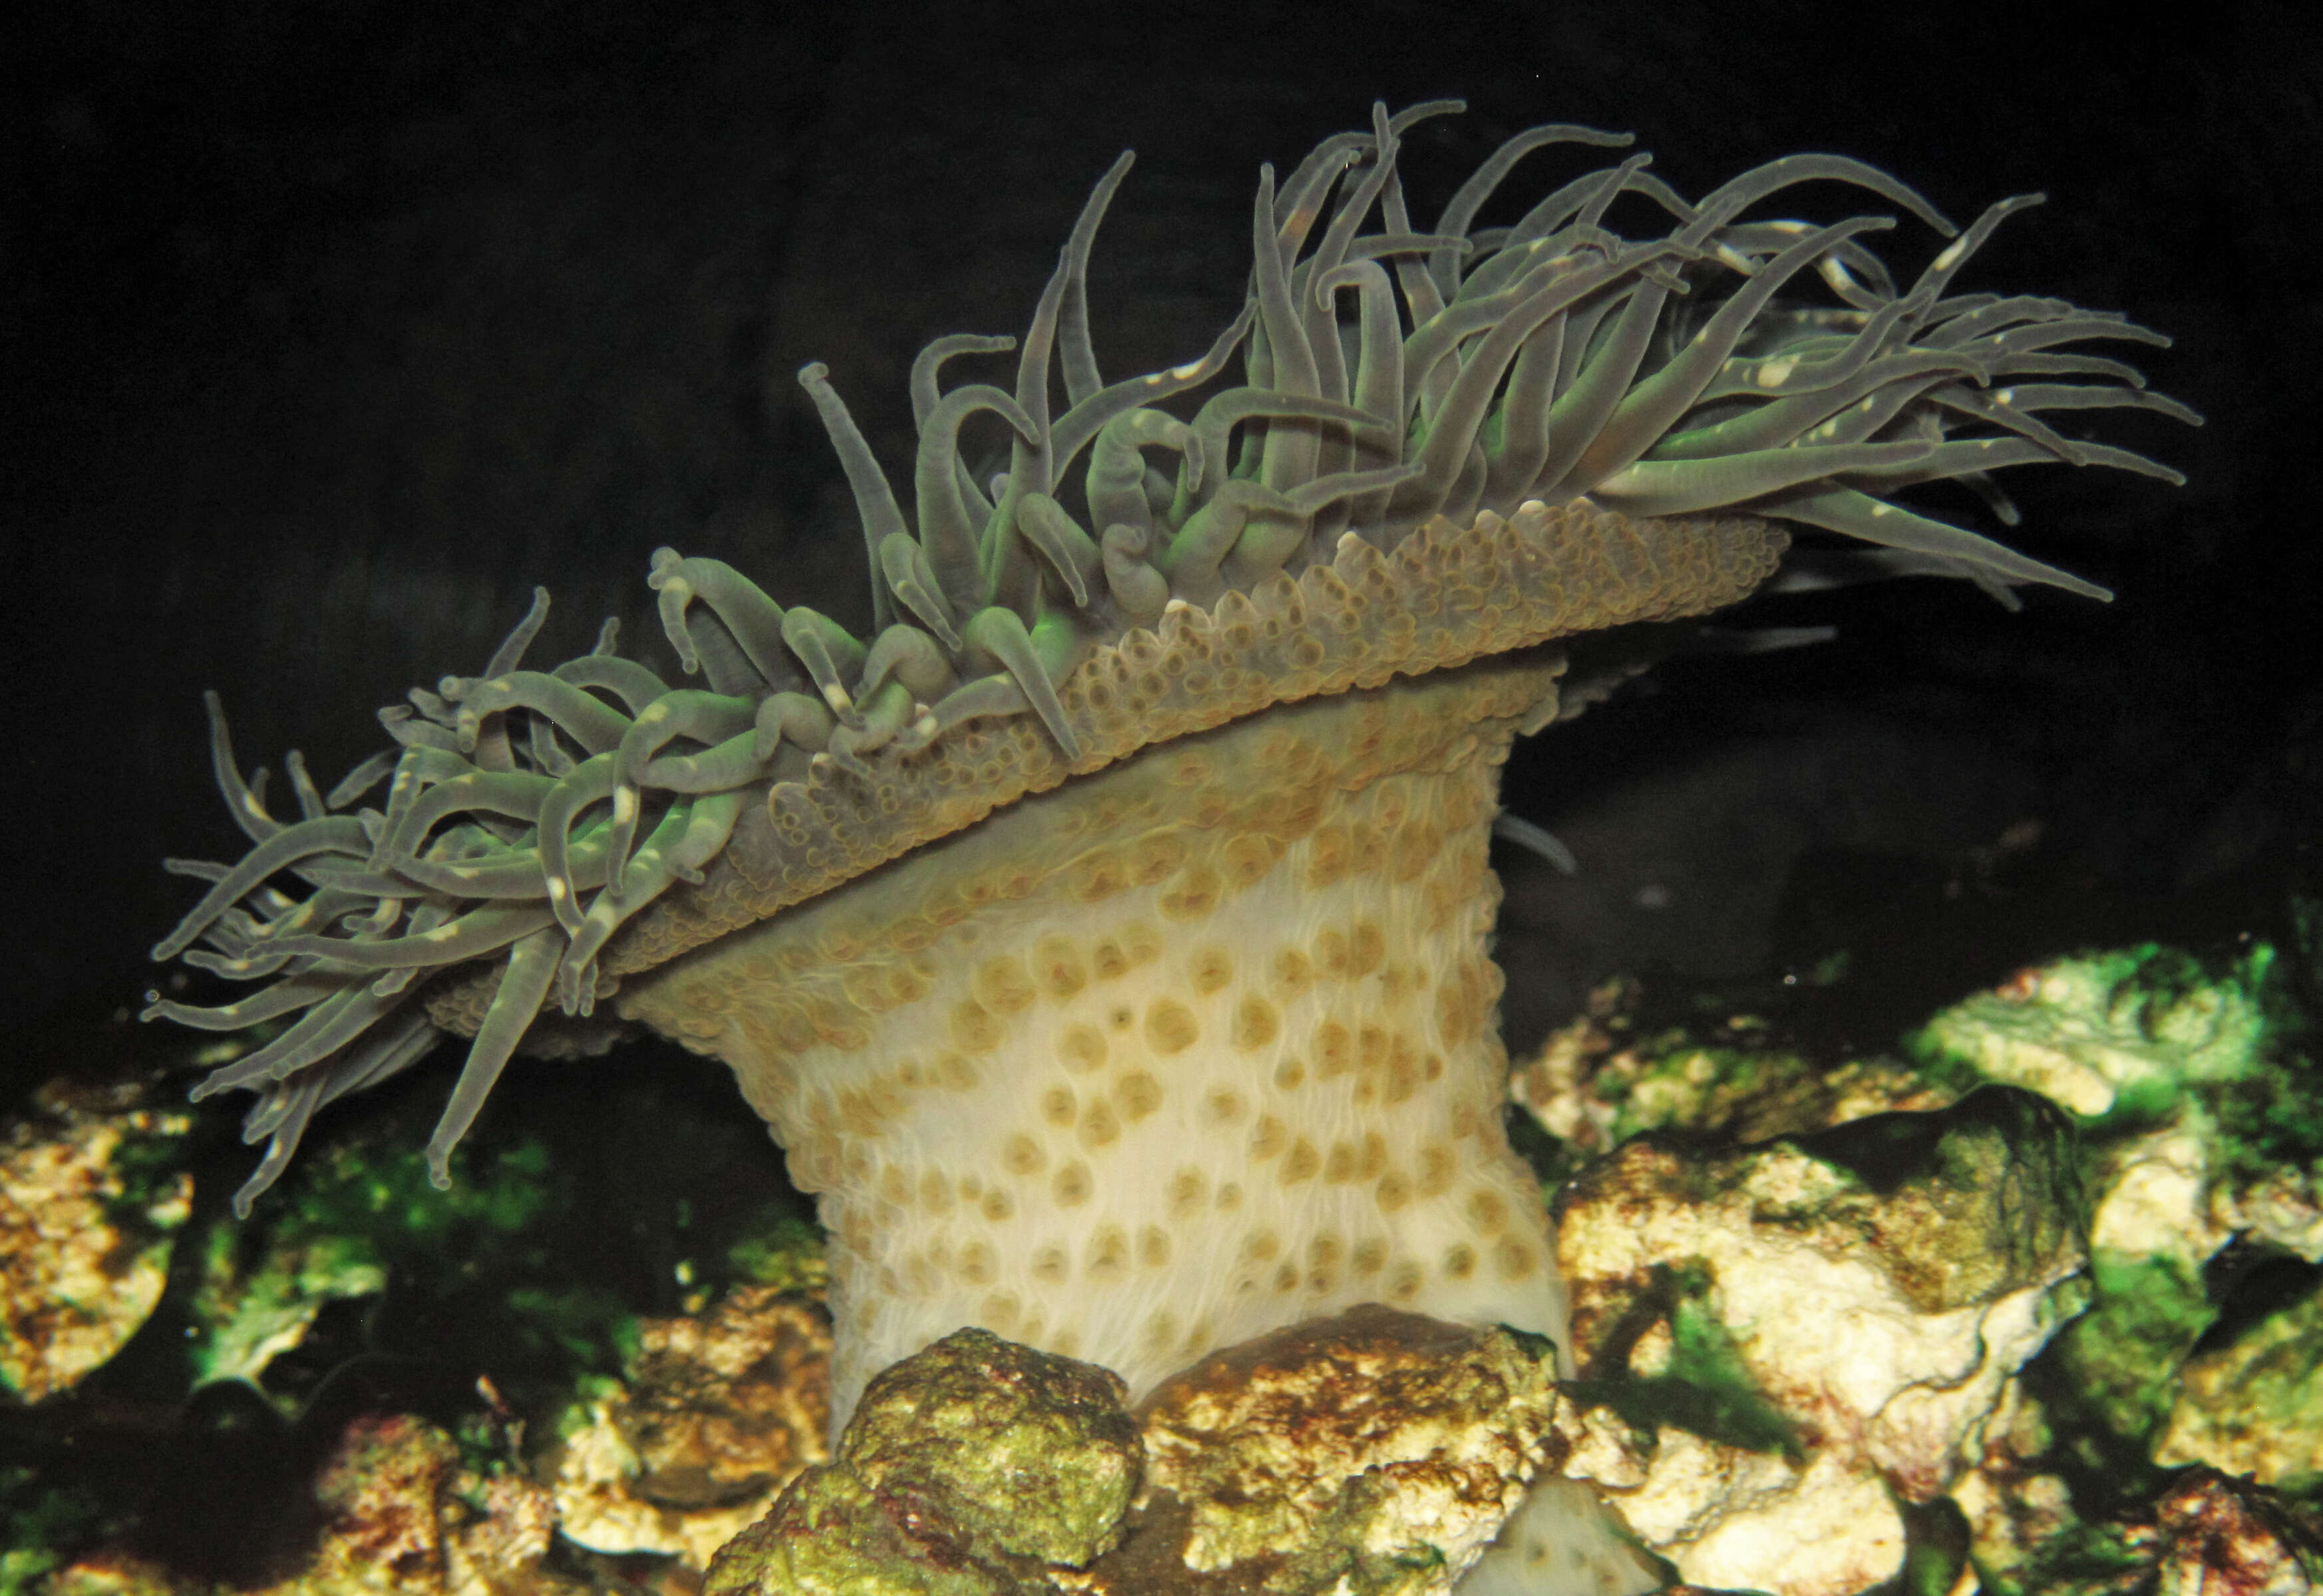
top-left (153, 100), bottom-right (2191, 1221)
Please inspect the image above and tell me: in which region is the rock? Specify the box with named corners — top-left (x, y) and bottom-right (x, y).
top-left (0, 1077), bottom-right (192, 1403)
top-left (1948, 1376), bottom-right (2129, 1596)
top-left (1100, 1305), bottom-right (1564, 1595)
top-left (2152, 1471), bottom-right (2321, 1596)
top-left (706, 1309), bottom-right (1563, 1596)
top-left (294, 1412), bottom-right (558, 1596)
top-left (1553, 1088), bottom-right (2089, 1595)
top-left (45, 1412), bottom-right (560, 1596)
top-left (1508, 978), bottom-right (1950, 1167)
top-left (1906, 943), bottom-right (2323, 1468)
top-left (1913, 944), bottom-right (2270, 1120)
top-left (703, 1327), bottom-right (1139, 1596)
top-left (550, 1286), bottom-right (832, 1568)
top-left (2155, 1269), bottom-right (2323, 1486)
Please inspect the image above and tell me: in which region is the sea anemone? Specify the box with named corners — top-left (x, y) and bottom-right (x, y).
top-left (149, 101), bottom-right (2191, 1433)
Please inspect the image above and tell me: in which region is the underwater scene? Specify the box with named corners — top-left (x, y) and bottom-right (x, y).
top-left (7, 5), bottom-right (2316, 1594)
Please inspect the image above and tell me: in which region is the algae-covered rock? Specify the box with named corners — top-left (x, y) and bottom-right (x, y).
top-left (2155, 1268), bottom-right (2323, 1488)
top-left (1910, 941), bottom-right (2323, 1484)
top-left (548, 1285), bottom-right (830, 1569)
top-left (1915, 943), bottom-right (2273, 1120)
top-left (0, 1078), bottom-right (192, 1404)
top-left (703, 1328), bottom-right (1137, 1596)
top-left (1102, 1305), bottom-right (1563, 1595)
top-left (1552, 1087), bottom-right (2089, 1596)
top-left (1509, 977), bottom-right (1949, 1168)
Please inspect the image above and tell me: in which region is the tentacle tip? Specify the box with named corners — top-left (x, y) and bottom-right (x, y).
top-left (425, 1154), bottom-right (453, 1192)
top-left (797, 361), bottom-right (832, 388)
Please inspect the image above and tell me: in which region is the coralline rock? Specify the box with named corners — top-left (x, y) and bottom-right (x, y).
top-left (703, 1327), bottom-right (1139, 1596)
top-left (1104, 1305), bottom-right (1564, 1595)
top-left (1553, 1087), bottom-right (2089, 1596)
top-left (2155, 1269), bottom-right (2323, 1486)
top-left (0, 1076), bottom-right (192, 1403)
top-left (549, 1286), bottom-right (832, 1569)
top-left (2151, 1471), bottom-right (2321, 1596)
top-left (704, 1309), bottom-right (1563, 1596)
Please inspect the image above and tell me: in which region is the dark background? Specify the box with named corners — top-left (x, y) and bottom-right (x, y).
top-left (5, 0), bottom-right (2316, 1076)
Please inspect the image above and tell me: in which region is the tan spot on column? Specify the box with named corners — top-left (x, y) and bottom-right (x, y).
top-left (1160, 864), bottom-right (1224, 922)
top-left (1168, 1168), bottom-right (1208, 1219)
top-left (1145, 999), bottom-right (1199, 1054)
top-left (1142, 1310), bottom-right (1178, 1353)
top-left (1113, 1070), bottom-right (1164, 1123)
top-left (1222, 833), bottom-right (1286, 887)
top-left (936, 1052), bottom-right (981, 1091)
top-left (1324, 1141), bottom-right (1358, 1184)
top-left (1272, 947), bottom-right (1314, 997)
top-left (973, 956), bottom-right (1035, 1015)
top-left (1250, 1114), bottom-right (1287, 1157)
top-left (1087, 1225), bottom-right (1129, 1282)
top-left (1002, 1135), bottom-right (1045, 1178)
top-left (1032, 1243), bottom-right (1069, 1285)
top-left (1139, 1225), bottom-right (1172, 1268)
top-left (1190, 945), bottom-right (1234, 995)
top-left (960, 1241), bottom-right (996, 1284)
top-left (1272, 1056), bottom-right (1306, 1090)
top-left (1443, 1243), bottom-right (1477, 1281)
top-left (1316, 1022), bottom-right (1352, 1078)
top-left (980, 1188), bottom-right (1014, 1222)
top-left (1057, 1023), bottom-right (1107, 1074)
top-left (1349, 921), bottom-right (1385, 975)
top-left (1280, 1138), bottom-right (1320, 1185)
top-left (1387, 1261), bottom-right (1423, 1304)
top-left (1418, 1142), bottom-right (1456, 1197)
top-left (1353, 1238), bottom-right (1387, 1275)
top-left (1034, 935), bottom-right (1087, 1001)
top-left (1129, 832), bottom-right (1189, 885)
top-left (1315, 928), bottom-right (1349, 975)
top-left (1053, 1161), bottom-right (1093, 1207)
top-left (1079, 1098), bottom-right (1121, 1150)
top-left (1216, 1182), bottom-right (1243, 1212)
top-left (1495, 1237), bottom-right (1537, 1280)
top-left (1467, 1188), bottom-right (1509, 1234)
top-left (1377, 1170), bottom-right (1412, 1212)
top-left (950, 999), bottom-right (1004, 1055)
top-left (1233, 995), bottom-right (1281, 1052)
top-left (1041, 1085), bottom-right (1077, 1128)
top-left (1204, 1086), bottom-right (1248, 1128)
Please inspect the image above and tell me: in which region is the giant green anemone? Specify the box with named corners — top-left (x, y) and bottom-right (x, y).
top-left (150, 102), bottom-right (2191, 1446)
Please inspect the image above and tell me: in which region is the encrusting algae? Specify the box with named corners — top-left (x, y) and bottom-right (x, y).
top-left (149, 100), bottom-right (2192, 1444)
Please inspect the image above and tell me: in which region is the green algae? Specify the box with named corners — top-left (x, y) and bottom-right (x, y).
top-left (2050, 1255), bottom-right (2219, 1456)
top-left (189, 1129), bottom-right (636, 1403)
top-left (1910, 943), bottom-right (2279, 1129)
top-left (1596, 1280), bottom-right (1803, 1461)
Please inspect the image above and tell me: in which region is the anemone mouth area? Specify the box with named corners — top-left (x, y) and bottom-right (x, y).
top-left (618, 654), bottom-right (1578, 1427)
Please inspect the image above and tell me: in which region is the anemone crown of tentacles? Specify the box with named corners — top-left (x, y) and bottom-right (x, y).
top-left (148, 100), bottom-right (2195, 1213)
